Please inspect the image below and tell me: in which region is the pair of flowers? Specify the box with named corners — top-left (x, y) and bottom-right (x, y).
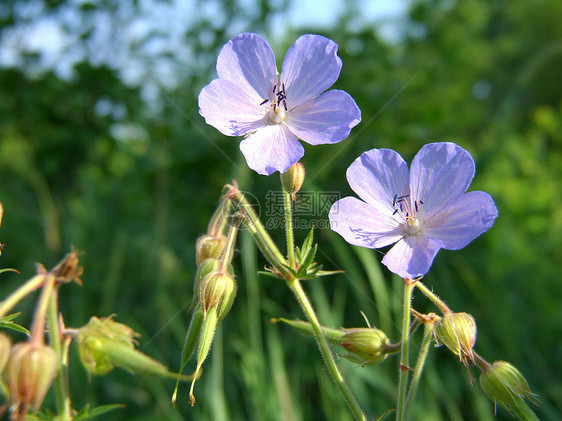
top-left (199, 33), bottom-right (498, 279)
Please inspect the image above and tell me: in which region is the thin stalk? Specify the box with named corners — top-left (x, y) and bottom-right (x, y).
top-left (283, 189), bottom-right (296, 270)
top-left (288, 279), bottom-right (366, 421)
top-left (47, 288), bottom-right (72, 421)
top-left (0, 274), bottom-right (45, 319)
top-left (396, 279), bottom-right (416, 421)
top-left (228, 187), bottom-right (290, 278)
top-left (217, 216), bottom-right (241, 273)
top-left (403, 321), bottom-right (434, 421)
top-left (414, 280), bottom-right (451, 314)
top-left (281, 183), bottom-right (364, 420)
top-left (30, 273), bottom-right (55, 346)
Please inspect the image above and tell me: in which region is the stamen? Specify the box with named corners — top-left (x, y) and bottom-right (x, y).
top-left (392, 194), bottom-right (397, 207)
top-left (415, 201), bottom-right (418, 212)
top-left (392, 209), bottom-right (398, 215)
top-left (260, 99), bottom-right (269, 105)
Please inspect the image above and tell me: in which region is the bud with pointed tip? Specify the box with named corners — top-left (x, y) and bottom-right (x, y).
top-left (77, 316), bottom-right (170, 378)
top-left (341, 328), bottom-right (390, 366)
top-left (434, 312), bottom-right (476, 365)
top-left (6, 342), bottom-right (58, 412)
top-left (195, 234), bottom-right (227, 266)
top-left (193, 258), bottom-right (221, 295)
top-left (199, 272), bottom-right (237, 320)
top-left (281, 162), bottom-right (305, 197)
top-left (480, 360), bottom-right (537, 418)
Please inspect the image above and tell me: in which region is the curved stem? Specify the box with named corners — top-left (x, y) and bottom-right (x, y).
top-left (281, 182), bottom-right (364, 420)
top-left (228, 187), bottom-right (290, 278)
top-left (414, 280), bottom-right (451, 314)
top-left (288, 279), bottom-right (366, 420)
top-left (30, 273), bottom-right (55, 346)
top-left (396, 279), bottom-right (416, 421)
top-left (0, 274), bottom-right (45, 319)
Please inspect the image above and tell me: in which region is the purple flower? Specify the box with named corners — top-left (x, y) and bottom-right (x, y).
top-left (198, 33), bottom-right (361, 175)
top-left (329, 142), bottom-right (498, 279)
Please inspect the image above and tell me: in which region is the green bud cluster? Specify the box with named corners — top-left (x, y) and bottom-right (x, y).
top-left (434, 312), bottom-right (476, 365)
top-left (174, 197), bottom-right (240, 407)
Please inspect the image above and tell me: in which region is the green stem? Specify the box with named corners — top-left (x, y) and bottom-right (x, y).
top-left (218, 216), bottom-right (241, 273)
top-left (30, 273), bottom-right (55, 346)
top-left (414, 280), bottom-right (451, 314)
top-left (283, 189), bottom-right (296, 270)
top-left (403, 321), bottom-right (434, 421)
top-left (0, 273), bottom-right (46, 319)
top-left (229, 187), bottom-right (290, 278)
top-left (47, 287), bottom-right (72, 420)
top-left (288, 279), bottom-right (366, 421)
top-left (396, 279), bottom-right (415, 421)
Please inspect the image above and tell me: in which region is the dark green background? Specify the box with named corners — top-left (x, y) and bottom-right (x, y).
top-left (0, 0), bottom-right (560, 419)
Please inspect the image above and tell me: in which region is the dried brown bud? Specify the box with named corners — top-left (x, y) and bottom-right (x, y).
top-left (6, 342), bottom-right (58, 413)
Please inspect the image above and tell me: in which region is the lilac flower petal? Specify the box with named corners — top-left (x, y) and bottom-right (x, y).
top-left (409, 142), bottom-right (475, 217)
top-left (286, 90), bottom-right (361, 145)
top-left (199, 79), bottom-right (268, 136)
top-left (382, 236), bottom-right (443, 279)
top-left (329, 197), bottom-right (403, 248)
top-left (216, 33), bottom-right (277, 100)
top-left (423, 191), bottom-right (498, 250)
top-left (346, 148), bottom-right (410, 217)
top-left (281, 35), bottom-right (342, 109)
top-left (239, 125), bottom-right (304, 175)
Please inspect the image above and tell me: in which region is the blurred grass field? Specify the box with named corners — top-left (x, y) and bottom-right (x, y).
top-left (0, 0), bottom-right (561, 419)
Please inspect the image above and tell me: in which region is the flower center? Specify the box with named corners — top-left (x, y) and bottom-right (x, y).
top-left (404, 216), bottom-right (421, 235)
top-left (260, 83), bottom-right (288, 124)
top-left (391, 194), bottom-right (424, 236)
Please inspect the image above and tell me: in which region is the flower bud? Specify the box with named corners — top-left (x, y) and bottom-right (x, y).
top-left (340, 328), bottom-right (390, 366)
top-left (199, 272), bottom-right (236, 319)
top-left (6, 342), bottom-right (58, 412)
top-left (195, 234), bottom-right (227, 266)
top-left (281, 162), bottom-right (305, 196)
top-left (193, 258), bottom-right (221, 295)
top-left (434, 312), bottom-right (476, 364)
top-left (77, 316), bottom-right (172, 378)
top-left (77, 316), bottom-right (136, 375)
top-left (0, 332), bottom-right (12, 373)
top-left (480, 361), bottom-right (535, 408)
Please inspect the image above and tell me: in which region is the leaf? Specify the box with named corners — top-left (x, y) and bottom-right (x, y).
top-left (0, 313), bottom-right (30, 336)
top-left (72, 403), bottom-right (126, 421)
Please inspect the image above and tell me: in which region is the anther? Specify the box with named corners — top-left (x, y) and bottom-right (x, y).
top-left (260, 99), bottom-right (269, 105)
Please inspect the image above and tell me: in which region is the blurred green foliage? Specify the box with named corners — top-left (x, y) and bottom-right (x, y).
top-left (0, 0), bottom-right (560, 419)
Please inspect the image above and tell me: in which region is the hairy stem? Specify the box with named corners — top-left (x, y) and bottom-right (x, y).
top-left (396, 279), bottom-right (416, 421)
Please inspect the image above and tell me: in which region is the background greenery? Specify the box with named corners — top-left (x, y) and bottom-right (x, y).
top-left (0, 0), bottom-right (560, 419)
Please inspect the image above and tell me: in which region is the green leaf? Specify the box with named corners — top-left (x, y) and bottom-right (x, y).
top-left (72, 403), bottom-right (126, 421)
top-left (0, 313), bottom-right (30, 336)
